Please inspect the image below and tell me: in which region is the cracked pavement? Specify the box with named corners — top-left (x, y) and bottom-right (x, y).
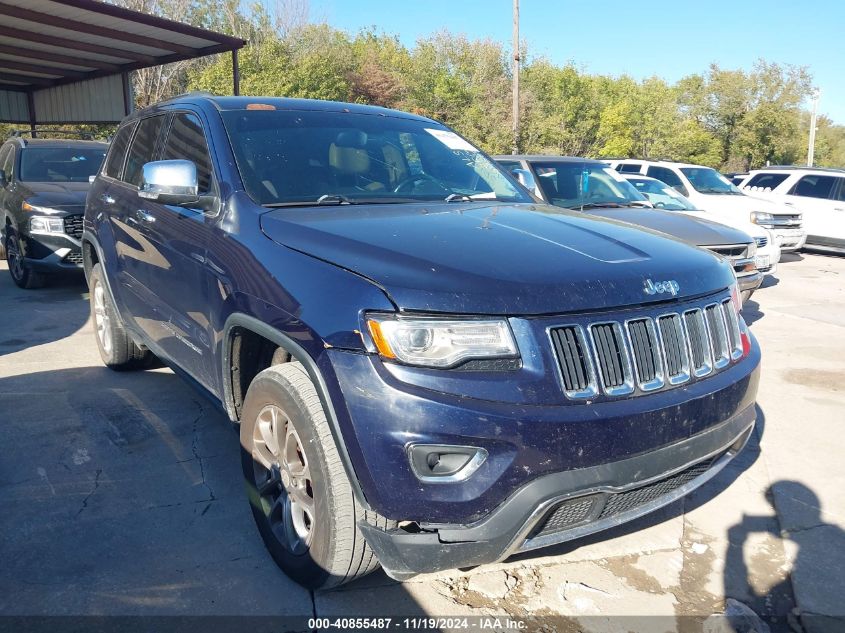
top-left (0, 253), bottom-right (843, 631)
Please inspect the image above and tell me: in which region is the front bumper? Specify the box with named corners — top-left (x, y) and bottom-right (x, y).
top-left (754, 237), bottom-right (781, 275)
top-left (737, 270), bottom-right (763, 301)
top-left (326, 303), bottom-right (761, 519)
top-left (771, 227), bottom-right (807, 252)
top-left (361, 404), bottom-right (755, 579)
top-left (19, 231), bottom-right (83, 272)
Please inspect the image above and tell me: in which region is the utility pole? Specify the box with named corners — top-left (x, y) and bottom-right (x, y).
top-left (807, 88), bottom-right (820, 167)
top-left (512, 0), bottom-right (519, 155)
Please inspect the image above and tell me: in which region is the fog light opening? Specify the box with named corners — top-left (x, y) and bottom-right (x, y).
top-left (408, 444), bottom-right (488, 483)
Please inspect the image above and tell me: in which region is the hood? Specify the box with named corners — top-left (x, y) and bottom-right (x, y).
top-left (260, 202), bottom-right (734, 315)
top-left (584, 207), bottom-right (752, 247)
top-left (678, 209), bottom-right (769, 240)
top-left (20, 181), bottom-right (90, 210)
top-left (690, 191), bottom-right (790, 217)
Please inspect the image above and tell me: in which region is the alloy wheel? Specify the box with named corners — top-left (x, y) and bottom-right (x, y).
top-left (6, 235), bottom-right (24, 282)
top-left (252, 404), bottom-right (315, 555)
top-left (92, 281), bottom-right (113, 356)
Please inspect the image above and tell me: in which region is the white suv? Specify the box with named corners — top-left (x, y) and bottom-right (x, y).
top-left (608, 159), bottom-right (807, 252)
top-left (737, 167), bottom-right (845, 253)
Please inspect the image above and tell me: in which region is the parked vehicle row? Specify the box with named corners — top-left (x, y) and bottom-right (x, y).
top-left (495, 156), bottom-right (763, 301)
top-left (619, 174), bottom-right (782, 278)
top-left (607, 159), bottom-right (807, 255)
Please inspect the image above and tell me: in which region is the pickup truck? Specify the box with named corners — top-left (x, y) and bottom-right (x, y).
top-left (83, 95), bottom-right (760, 589)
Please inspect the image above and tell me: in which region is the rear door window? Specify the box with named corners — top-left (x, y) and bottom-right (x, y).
top-left (744, 173), bottom-right (790, 191)
top-left (103, 123), bottom-right (135, 180)
top-left (789, 175), bottom-right (838, 199)
top-left (646, 166), bottom-right (684, 189)
top-left (0, 145), bottom-right (12, 181)
top-left (123, 115), bottom-right (167, 187)
top-left (617, 163), bottom-right (643, 174)
top-left (833, 177), bottom-right (845, 202)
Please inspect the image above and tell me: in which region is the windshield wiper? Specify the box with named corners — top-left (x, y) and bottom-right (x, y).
top-left (445, 193), bottom-right (474, 203)
top-left (568, 202), bottom-right (625, 210)
top-left (317, 194), bottom-right (354, 205)
top-left (261, 194), bottom-right (356, 209)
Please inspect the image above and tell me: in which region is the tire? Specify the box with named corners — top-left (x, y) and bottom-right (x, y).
top-left (5, 233), bottom-right (45, 289)
top-left (89, 263), bottom-right (152, 370)
top-left (240, 362), bottom-right (393, 589)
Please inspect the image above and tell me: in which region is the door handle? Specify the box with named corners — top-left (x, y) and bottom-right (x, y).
top-left (100, 194), bottom-right (115, 204)
top-left (134, 209), bottom-right (156, 224)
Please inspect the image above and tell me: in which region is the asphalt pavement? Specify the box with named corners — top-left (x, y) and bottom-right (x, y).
top-left (0, 253), bottom-right (843, 632)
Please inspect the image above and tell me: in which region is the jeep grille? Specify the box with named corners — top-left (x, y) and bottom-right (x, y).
top-left (549, 297), bottom-right (742, 399)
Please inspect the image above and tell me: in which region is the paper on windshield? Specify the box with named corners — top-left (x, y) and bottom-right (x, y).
top-left (425, 128), bottom-right (478, 152)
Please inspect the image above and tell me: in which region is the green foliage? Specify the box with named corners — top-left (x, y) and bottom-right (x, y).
top-left (123, 0), bottom-right (843, 169)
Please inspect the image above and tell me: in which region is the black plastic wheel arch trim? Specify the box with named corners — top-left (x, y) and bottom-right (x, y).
top-left (221, 312), bottom-right (371, 509)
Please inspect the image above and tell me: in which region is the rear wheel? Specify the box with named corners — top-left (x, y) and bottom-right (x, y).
top-left (240, 362), bottom-right (392, 589)
top-left (5, 233), bottom-right (45, 289)
top-left (89, 263), bottom-right (153, 370)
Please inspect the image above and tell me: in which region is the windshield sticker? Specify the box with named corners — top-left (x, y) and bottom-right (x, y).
top-left (425, 128), bottom-right (478, 152)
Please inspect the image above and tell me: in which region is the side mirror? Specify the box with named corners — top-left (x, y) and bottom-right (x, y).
top-left (89, 175), bottom-right (96, 184)
top-left (511, 168), bottom-right (539, 196)
top-left (139, 159), bottom-right (209, 208)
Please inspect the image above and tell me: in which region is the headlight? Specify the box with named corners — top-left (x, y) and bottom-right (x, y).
top-left (750, 211), bottom-right (773, 224)
top-left (30, 216), bottom-right (65, 234)
top-left (366, 314), bottom-right (518, 368)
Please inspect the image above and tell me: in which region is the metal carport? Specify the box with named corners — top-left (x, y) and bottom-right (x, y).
top-left (0, 0), bottom-right (245, 127)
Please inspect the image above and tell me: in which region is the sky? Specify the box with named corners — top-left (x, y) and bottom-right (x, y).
top-left (310, 0), bottom-right (845, 124)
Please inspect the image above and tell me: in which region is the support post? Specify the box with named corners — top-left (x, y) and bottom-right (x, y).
top-left (121, 71), bottom-right (133, 116)
top-left (512, 0), bottom-right (519, 155)
top-left (232, 48), bottom-right (240, 96)
top-left (26, 90), bottom-right (36, 137)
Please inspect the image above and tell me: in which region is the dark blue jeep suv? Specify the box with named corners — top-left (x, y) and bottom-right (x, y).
top-left (83, 95), bottom-right (760, 589)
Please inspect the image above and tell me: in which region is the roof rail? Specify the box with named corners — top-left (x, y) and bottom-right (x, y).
top-left (758, 165), bottom-right (845, 173)
top-left (9, 129), bottom-right (96, 140)
top-left (166, 90), bottom-right (216, 101)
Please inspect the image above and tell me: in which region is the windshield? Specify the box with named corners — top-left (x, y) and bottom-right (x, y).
top-left (220, 109), bottom-right (529, 206)
top-left (19, 147), bottom-right (106, 183)
top-left (627, 178), bottom-right (698, 210)
top-left (680, 167), bottom-right (743, 195)
top-left (530, 162), bottom-right (649, 209)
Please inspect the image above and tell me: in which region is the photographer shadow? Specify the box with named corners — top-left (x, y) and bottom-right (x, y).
top-left (725, 480), bottom-right (845, 632)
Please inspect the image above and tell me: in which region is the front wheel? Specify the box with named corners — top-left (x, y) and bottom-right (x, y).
top-left (240, 362), bottom-right (393, 589)
top-left (88, 263), bottom-right (153, 370)
top-left (5, 233), bottom-right (45, 289)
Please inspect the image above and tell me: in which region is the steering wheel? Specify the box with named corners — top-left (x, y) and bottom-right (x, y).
top-left (655, 202), bottom-right (666, 209)
top-left (393, 173), bottom-right (445, 194)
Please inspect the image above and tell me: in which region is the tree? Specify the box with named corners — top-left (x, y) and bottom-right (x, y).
top-left (97, 0), bottom-right (831, 171)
